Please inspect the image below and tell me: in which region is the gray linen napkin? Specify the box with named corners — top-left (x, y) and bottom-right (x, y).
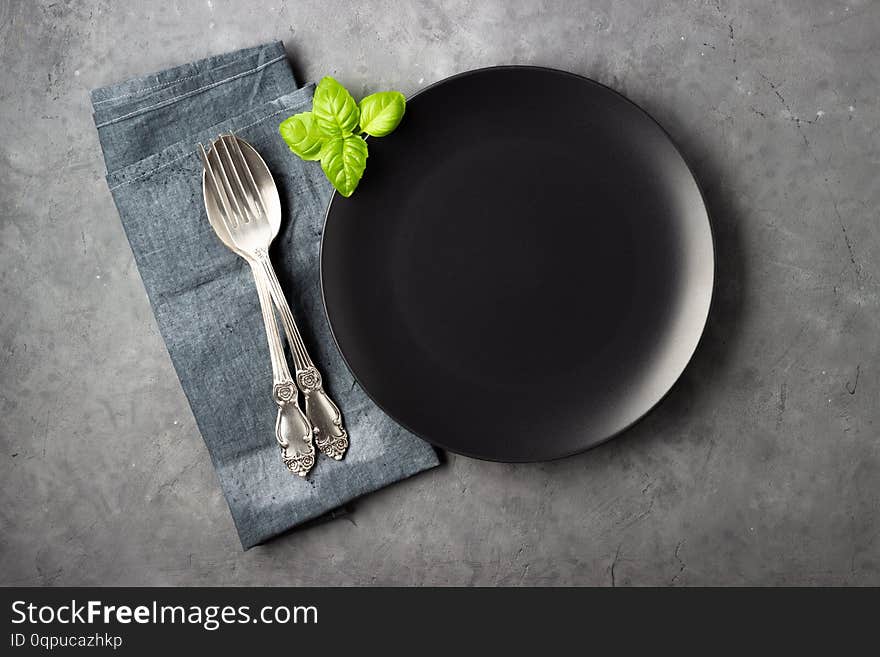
top-left (91, 42), bottom-right (439, 549)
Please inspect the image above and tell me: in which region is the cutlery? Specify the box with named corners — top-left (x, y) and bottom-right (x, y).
top-left (212, 134), bottom-right (349, 461)
top-left (201, 134), bottom-right (349, 464)
top-left (199, 137), bottom-right (316, 476)
top-left (254, 270), bottom-right (317, 476)
top-left (259, 259), bottom-right (349, 460)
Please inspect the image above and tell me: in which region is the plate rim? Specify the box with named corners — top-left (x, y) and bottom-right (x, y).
top-left (318, 64), bottom-right (716, 462)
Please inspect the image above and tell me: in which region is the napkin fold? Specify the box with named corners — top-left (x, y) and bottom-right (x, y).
top-left (91, 42), bottom-right (439, 549)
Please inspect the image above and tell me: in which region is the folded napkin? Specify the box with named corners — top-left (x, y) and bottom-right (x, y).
top-left (91, 42), bottom-right (439, 549)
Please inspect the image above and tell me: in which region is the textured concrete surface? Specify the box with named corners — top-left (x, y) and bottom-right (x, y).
top-left (1, 0), bottom-right (879, 586)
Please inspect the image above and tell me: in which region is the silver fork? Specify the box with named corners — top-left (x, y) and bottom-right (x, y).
top-left (199, 136), bottom-right (316, 477)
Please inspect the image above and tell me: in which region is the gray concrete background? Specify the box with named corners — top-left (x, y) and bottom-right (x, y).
top-left (1, 0), bottom-right (878, 586)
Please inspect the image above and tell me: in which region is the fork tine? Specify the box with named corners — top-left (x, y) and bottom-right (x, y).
top-left (199, 142), bottom-right (237, 233)
top-left (220, 135), bottom-right (260, 223)
top-left (227, 135), bottom-right (269, 221)
top-left (216, 136), bottom-right (253, 224)
top-left (211, 138), bottom-right (247, 227)
top-left (197, 141), bottom-right (211, 171)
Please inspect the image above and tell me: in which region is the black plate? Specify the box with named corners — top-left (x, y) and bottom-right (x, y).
top-left (320, 67), bottom-right (713, 462)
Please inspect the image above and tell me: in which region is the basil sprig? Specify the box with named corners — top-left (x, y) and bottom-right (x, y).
top-left (279, 77), bottom-right (406, 197)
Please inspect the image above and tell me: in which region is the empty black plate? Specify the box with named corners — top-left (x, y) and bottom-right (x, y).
top-left (320, 66), bottom-right (714, 461)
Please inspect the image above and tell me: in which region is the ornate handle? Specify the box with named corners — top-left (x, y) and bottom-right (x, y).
top-left (275, 400), bottom-right (316, 476)
top-left (297, 368), bottom-right (349, 460)
top-left (256, 253), bottom-right (349, 461)
top-left (250, 263), bottom-right (315, 477)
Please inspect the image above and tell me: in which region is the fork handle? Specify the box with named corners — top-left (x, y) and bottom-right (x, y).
top-left (250, 263), bottom-right (315, 477)
top-left (275, 401), bottom-right (316, 477)
top-left (255, 254), bottom-right (349, 461)
top-left (250, 261), bottom-right (292, 393)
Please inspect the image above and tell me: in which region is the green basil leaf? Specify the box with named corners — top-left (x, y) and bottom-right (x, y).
top-left (320, 135), bottom-right (368, 197)
top-left (312, 76), bottom-right (359, 136)
top-left (358, 91), bottom-right (406, 137)
top-left (278, 112), bottom-right (325, 161)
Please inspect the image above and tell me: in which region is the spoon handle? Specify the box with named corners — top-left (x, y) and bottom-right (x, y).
top-left (250, 263), bottom-right (315, 477)
top-left (256, 253), bottom-right (350, 461)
